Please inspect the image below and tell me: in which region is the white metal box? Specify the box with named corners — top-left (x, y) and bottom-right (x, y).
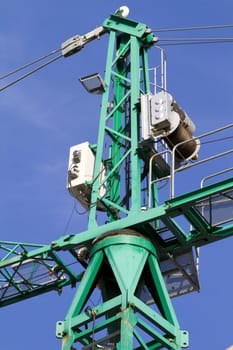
top-left (67, 141), bottom-right (106, 210)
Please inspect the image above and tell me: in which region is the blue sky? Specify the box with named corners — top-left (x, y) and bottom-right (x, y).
top-left (0, 1), bottom-right (233, 349)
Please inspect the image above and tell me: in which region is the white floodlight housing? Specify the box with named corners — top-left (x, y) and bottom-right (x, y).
top-left (79, 73), bottom-right (105, 94)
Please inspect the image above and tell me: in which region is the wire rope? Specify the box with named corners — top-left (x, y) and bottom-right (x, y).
top-left (159, 39), bottom-right (233, 47)
top-left (0, 48), bottom-right (61, 81)
top-left (153, 23), bottom-right (233, 33)
top-left (159, 37), bottom-right (233, 42)
top-left (200, 135), bottom-right (233, 145)
top-left (1, 23), bottom-right (233, 92)
top-left (0, 54), bottom-right (63, 93)
top-left (63, 201), bottom-right (78, 235)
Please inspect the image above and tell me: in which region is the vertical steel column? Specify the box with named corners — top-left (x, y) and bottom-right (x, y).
top-left (109, 36), bottom-right (128, 211)
top-left (88, 30), bottom-right (116, 228)
top-left (57, 14), bottom-right (188, 350)
top-left (129, 35), bottom-right (142, 214)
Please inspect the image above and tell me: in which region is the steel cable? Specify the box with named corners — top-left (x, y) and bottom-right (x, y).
top-left (0, 54), bottom-right (63, 93)
top-left (152, 23), bottom-right (233, 33)
top-left (0, 48), bottom-right (61, 81)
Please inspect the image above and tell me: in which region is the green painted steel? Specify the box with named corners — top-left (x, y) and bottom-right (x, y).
top-left (57, 234), bottom-right (188, 350)
top-left (103, 15), bottom-right (148, 38)
top-left (0, 178), bottom-right (233, 309)
top-left (0, 240), bottom-right (82, 307)
top-left (0, 9), bottom-right (233, 350)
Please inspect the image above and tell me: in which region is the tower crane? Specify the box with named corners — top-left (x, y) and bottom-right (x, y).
top-left (0, 6), bottom-right (233, 350)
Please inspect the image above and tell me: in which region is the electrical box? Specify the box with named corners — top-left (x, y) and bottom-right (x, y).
top-left (150, 92), bottom-right (173, 131)
top-left (67, 142), bottom-right (106, 210)
top-left (141, 92), bottom-right (200, 161)
top-left (141, 91), bottom-right (180, 139)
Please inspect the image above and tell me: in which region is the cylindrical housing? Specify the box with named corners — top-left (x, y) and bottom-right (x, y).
top-left (165, 122), bottom-right (200, 161)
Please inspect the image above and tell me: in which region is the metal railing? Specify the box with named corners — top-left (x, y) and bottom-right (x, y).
top-left (148, 123), bottom-right (233, 207)
top-left (201, 167), bottom-right (233, 188)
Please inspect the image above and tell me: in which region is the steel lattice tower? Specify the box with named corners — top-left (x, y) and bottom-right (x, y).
top-left (0, 8), bottom-right (233, 350)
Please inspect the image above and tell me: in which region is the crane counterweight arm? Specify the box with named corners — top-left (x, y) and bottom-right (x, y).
top-left (61, 26), bottom-right (108, 57)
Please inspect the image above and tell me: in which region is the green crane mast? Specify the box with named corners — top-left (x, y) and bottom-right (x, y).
top-left (0, 7), bottom-right (233, 350)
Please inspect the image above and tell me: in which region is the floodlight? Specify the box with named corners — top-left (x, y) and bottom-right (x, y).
top-left (79, 73), bottom-right (105, 94)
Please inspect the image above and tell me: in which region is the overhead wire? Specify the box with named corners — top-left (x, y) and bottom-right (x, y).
top-left (158, 37), bottom-right (233, 47)
top-left (0, 53), bottom-right (63, 93)
top-left (0, 37), bottom-right (80, 92)
top-left (0, 47), bottom-right (61, 81)
top-left (159, 40), bottom-right (233, 47)
top-left (159, 37), bottom-right (233, 42)
top-left (1, 22), bottom-right (233, 93)
top-left (152, 23), bottom-right (233, 32)
top-left (200, 135), bottom-right (233, 145)
top-left (153, 23), bottom-right (233, 47)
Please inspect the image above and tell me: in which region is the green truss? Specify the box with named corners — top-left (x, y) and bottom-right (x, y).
top-left (0, 11), bottom-right (233, 350)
